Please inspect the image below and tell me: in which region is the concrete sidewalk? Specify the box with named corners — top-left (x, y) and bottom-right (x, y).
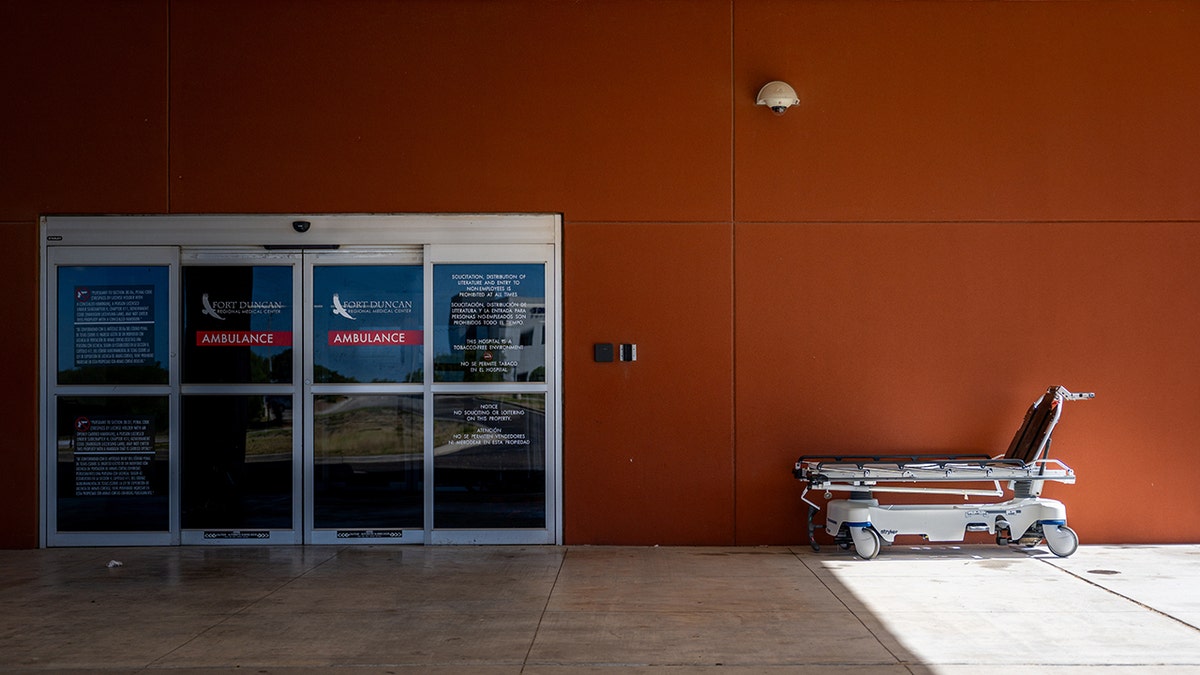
top-left (1, 544), bottom-right (1198, 673)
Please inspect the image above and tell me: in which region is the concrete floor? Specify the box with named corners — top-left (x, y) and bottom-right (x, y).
top-left (1, 544), bottom-right (1198, 673)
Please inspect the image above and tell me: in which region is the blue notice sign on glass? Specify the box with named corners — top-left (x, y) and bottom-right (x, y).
top-left (58, 267), bottom-right (169, 384)
top-left (433, 263), bottom-right (546, 382)
top-left (72, 285), bottom-right (156, 367)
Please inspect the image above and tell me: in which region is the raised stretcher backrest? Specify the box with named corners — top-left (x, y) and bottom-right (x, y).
top-left (1003, 387), bottom-right (1064, 465)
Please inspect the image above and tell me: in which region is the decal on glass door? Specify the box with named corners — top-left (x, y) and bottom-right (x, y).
top-left (312, 266), bottom-right (424, 384)
top-left (434, 264), bottom-right (546, 382)
top-left (183, 266), bottom-right (294, 384)
top-left (56, 396), bottom-right (170, 532)
top-left (57, 266), bottom-right (170, 385)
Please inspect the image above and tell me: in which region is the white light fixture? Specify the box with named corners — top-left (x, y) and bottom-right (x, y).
top-left (756, 81), bottom-right (800, 115)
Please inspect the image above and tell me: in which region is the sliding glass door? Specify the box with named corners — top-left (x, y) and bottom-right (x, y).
top-left (42, 216), bottom-right (560, 546)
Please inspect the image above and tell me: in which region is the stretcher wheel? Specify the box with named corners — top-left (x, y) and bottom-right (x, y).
top-left (1043, 525), bottom-right (1079, 558)
top-left (853, 528), bottom-right (883, 560)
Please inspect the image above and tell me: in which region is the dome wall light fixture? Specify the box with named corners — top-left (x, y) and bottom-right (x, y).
top-left (756, 80), bottom-right (800, 115)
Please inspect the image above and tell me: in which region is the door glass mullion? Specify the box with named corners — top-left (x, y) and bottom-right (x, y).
top-left (423, 254), bottom-right (435, 541)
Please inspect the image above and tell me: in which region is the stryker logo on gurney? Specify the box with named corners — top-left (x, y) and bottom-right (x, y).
top-left (793, 386), bottom-right (1093, 560)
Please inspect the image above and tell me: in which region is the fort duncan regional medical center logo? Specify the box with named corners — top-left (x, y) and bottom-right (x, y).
top-left (324, 292), bottom-right (423, 347)
top-left (193, 291), bottom-right (423, 347)
top-left (195, 293), bottom-right (292, 347)
top-left (200, 293), bottom-right (285, 321)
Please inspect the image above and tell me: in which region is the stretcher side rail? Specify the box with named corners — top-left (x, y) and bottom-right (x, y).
top-left (797, 452), bottom-right (994, 466)
top-left (796, 456), bottom-right (1075, 484)
top-left (798, 458), bottom-right (1075, 514)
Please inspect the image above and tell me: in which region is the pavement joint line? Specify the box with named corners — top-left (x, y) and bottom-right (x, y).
top-left (791, 546), bottom-right (910, 669)
top-left (520, 547), bottom-right (567, 673)
top-left (1033, 554), bottom-right (1200, 634)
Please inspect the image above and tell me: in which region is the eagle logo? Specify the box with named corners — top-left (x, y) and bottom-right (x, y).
top-left (201, 293), bottom-right (225, 320)
top-left (332, 293), bottom-right (356, 320)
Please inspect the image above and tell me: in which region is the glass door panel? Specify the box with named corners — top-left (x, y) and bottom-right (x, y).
top-left (433, 263), bottom-right (546, 383)
top-left (181, 395), bottom-right (294, 534)
top-left (428, 254), bottom-right (555, 543)
top-left (311, 265), bottom-right (424, 384)
top-left (179, 258), bottom-right (301, 544)
top-left (45, 249), bottom-right (178, 546)
top-left (55, 395), bottom-right (170, 532)
top-left (56, 265), bottom-right (171, 385)
top-left (181, 265), bottom-right (295, 385)
top-left (433, 393), bottom-right (546, 529)
top-left (312, 393), bottom-right (423, 533)
top-left (305, 255), bottom-right (425, 544)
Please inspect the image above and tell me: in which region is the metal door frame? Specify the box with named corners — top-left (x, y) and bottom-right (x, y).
top-left (40, 214), bottom-right (562, 546)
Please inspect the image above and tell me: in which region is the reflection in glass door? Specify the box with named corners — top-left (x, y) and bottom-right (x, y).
top-left (432, 393), bottom-right (546, 529)
top-left (179, 256), bottom-right (301, 544)
top-left (306, 256), bottom-right (426, 543)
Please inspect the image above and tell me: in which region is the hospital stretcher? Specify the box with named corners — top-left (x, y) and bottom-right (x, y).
top-left (793, 386), bottom-right (1093, 559)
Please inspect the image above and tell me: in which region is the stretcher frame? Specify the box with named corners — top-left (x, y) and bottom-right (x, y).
top-left (793, 386), bottom-right (1093, 559)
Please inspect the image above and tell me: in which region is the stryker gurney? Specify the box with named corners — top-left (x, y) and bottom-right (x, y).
top-left (793, 386), bottom-right (1093, 559)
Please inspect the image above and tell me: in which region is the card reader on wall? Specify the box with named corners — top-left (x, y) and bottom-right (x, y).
top-left (594, 343), bottom-right (636, 362)
top-left (594, 343), bottom-right (614, 362)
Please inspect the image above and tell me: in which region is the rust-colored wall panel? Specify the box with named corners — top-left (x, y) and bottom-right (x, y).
top-left (734, 222), bottom-right (1200, 544)
top-left (563, 222), bottom-right (735, 544)
top-left (0, 1), bottom-right (169, 221)
top-left (169, 0), bottom-right (731, 222)
top-left (735, 1), bottom-right (1200, 222)
top-left (0, 223), bottom-right (40, 548)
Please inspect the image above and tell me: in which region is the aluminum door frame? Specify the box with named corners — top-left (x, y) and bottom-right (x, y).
top-left (40, 214), bottom-right (562, 546)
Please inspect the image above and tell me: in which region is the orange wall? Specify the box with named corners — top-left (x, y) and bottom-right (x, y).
top-left (0, 223), bottom-right (40, 547)
top-left (734, 0), bottom-right (1200, 222)
top-left (166, 0), bottom-right (732, 220)
top-left (2, 1), bottom-right (1198, 547)
top-left (735, 222), bottom-right (1200, 544)
top-left (564, 222), bottom-right (734, 544)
